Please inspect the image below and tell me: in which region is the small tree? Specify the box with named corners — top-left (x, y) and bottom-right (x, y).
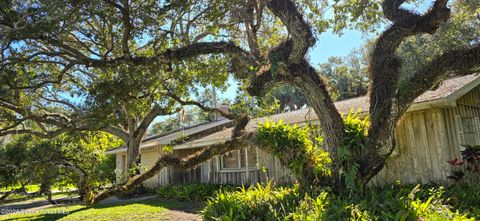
top-left (0, 132), bottom-right (122, 203)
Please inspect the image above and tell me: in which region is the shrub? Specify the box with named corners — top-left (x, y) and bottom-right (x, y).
top-left (256, 111), bottom-right (370, 193)
top-left (157, 183), bottom-right (236, 202)
top-left (203, 182), bottom-right (301, 221)
top-left (317, 184), bottom-right (473, 221)
top-left (447, 146), bottom-right (480, 183)
top-left (443, 183), bottom-right (480, 219)
top-left (203, 183), bottom-right (476, 221)
top-left (256, 119), bottom-right (332, 186)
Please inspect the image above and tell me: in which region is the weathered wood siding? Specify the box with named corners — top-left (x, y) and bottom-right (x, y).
top-left (115, 145), bottom-right (173, 188)
top-left (369, 109), bottom-right (452, 185)
top-left (256, 148), bottom-right (296, 184)
top-left (370, 86), bottom-right (480, 185)
top-left (169, 149), bottom-right (203, 184)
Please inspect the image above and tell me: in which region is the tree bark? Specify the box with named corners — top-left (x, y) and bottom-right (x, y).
top-left (126, 139), bottom-right (140, 172)
top-left (359, 0), bottom-right (451, 184)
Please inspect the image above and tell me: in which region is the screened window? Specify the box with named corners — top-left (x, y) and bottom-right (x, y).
top-left (455, 115), bottom-right (480, 146)
top-left (462, 117), bottom-right (476, 134)
top-left (221, 147), bottom-right (257, 170)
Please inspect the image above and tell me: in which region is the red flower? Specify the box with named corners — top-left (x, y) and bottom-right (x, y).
top-left (447, 158), bottom-right (458, 165)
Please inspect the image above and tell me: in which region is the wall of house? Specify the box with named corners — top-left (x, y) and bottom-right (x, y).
top-left (114, 145), bottom-right (174, 188)
top-left (168, 149), bottom-right (204, 184)
top-left (370, 86), bottom-right (480, 185)
top-left (139, 146), bottom-right (162, 188)
top-left (369, 109), bottom-right (452, 185)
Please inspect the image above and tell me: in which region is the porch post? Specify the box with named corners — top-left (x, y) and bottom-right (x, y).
top-left (245, 147), bottom-right (249, 183)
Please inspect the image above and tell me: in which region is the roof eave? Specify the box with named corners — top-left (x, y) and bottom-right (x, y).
top-left (407, 98), bottom-right (456, 112)
top-left (446, 74), bottom-right (480, 102)
top-left (105, 147), bottom-right (127, 155)
top-left (174, 138), bottom-right (230, 150)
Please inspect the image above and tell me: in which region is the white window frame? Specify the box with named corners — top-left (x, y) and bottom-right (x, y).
top-left (220, 147), bottom-right (258, 172)
top-left (456, 115), bottom-right (480, 146)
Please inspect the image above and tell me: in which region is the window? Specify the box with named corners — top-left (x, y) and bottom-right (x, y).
top-left (462, 117), bottom-right (476, 134)
top-left (455, 115), bottom-right (480, 146)
top-left (221, 147), bottom-right (257, 170)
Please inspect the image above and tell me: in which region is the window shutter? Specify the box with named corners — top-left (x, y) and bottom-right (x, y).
top-left (455, 115), bottom-right (465, 145)
top-left (475, 117), bottom-right (480, 145)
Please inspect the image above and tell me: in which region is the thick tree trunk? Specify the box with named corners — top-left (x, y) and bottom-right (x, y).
top-left (39, 182), bottom-right (54, 204)
top-left (290, 61), bottom-right (346, 187)
top-left (291, 62), bottom-right (345, 152)
top-left (126, 140), bottom-right (139, 171)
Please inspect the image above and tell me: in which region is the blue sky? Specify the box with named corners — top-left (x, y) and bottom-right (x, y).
top-left (216, 29), bottom-right (371, 101)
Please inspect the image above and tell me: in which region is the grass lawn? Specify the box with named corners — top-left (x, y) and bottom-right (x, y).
top-left (1, 184), bottom-right (76, 193)
top-left (1, 197), bottom-right (202, 221)
top-left (0, 185), bottom-right (40, 193)
top-left (0, 192), bottom-right (76, 205)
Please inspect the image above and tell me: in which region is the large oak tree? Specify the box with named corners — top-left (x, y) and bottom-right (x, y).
top-left (1, 0), bottom-right (479, 204)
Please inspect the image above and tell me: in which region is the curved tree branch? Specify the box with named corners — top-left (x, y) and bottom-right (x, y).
top-left (398, 44), bottom-right (480, 106)
top-left (266, 0), bottom-right (315, 64)
top-left (361, 0), bottom-right (451, 183)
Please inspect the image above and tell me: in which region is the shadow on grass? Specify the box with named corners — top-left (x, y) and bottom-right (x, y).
top-left (2, 197), bottom-right (204, 221)
top-left (0, 191), bottom-right (78, 206)
top-left (2, 207), bottom-right (88, 221)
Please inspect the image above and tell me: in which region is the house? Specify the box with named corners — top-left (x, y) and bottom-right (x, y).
top-left (106, 74), bottom-right (480, 187)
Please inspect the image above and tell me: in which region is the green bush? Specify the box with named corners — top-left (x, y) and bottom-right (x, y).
top-left (203, 183), bottom-right (477, 221)
top-left (156, 183), bottom-right (236, 202)
top-left (256, 119), bottom-right (332, 186)
top-left (203, 182), bottom-right (301, 221)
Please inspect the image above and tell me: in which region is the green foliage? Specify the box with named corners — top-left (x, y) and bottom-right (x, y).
top-left (256, 110), bottom-right (369, 193)
top-left (0, 132), bottom-right (122, 200)
top-left (157, 183), bottom-right (236, 202)
top-left (287, 192), bottom-right (329, 221)
top-left (397, 1), bottom-right (480, 91)
top-left (444, 183), bottom-right (480, 218)
top-left (203, 183), bottom-right (477, 221)
top-left (257, 119), bottom-right (332, 183)
top-left (97, 154), bottom-right (117, 184)
top-left (338, 111), bottom-right (369, 194)
top-left (202, 182), bottom-right (301, 221)
top-left (229, 88), bottom-right (282, 118)
top-left (319, 45), bottom-right (371, 101)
